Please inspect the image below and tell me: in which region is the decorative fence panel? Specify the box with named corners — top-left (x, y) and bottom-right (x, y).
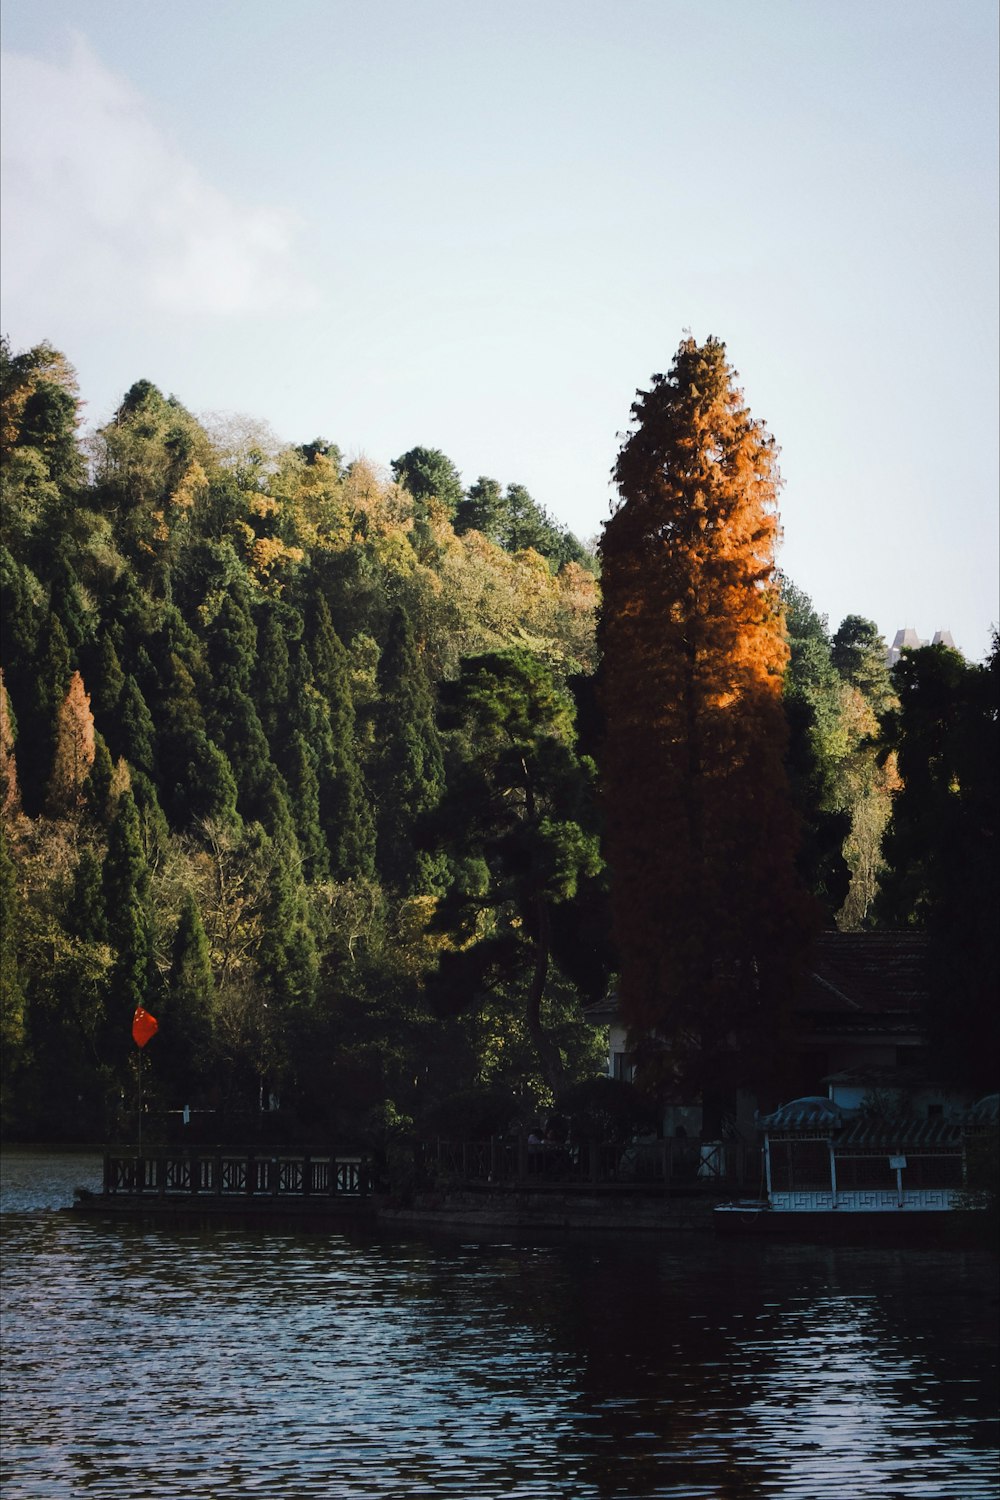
top-left (103, 1150), bottom-right (371, 1201)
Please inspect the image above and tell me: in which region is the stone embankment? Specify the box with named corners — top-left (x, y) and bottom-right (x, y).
top-left (377, 1187), bottom-right (720, 1233)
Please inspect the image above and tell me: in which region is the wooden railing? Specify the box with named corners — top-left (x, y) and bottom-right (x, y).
top-left (103, 1149), bottom-right (371, 1200)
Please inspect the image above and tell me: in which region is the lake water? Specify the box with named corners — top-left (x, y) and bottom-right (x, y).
top-left (2, 1148), bottom-right (997, 1499)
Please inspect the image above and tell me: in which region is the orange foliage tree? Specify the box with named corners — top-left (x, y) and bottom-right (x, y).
top-left (598, 336), bottom-right (816, 1100)
top-left (45, 671), bottom-right (96, 817)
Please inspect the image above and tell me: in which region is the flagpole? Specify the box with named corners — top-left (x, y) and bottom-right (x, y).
top-left (131, 1007), bottom-right (158, 1171)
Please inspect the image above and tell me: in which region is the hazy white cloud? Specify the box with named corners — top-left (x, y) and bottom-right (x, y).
top-left (0, 35), bottom-right (313, 322)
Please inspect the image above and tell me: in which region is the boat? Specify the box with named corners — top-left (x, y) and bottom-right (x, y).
top-left (713, 1093), bottom-right (997, 1239)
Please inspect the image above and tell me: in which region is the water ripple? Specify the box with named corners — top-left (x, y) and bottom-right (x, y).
top-left (1, 1154), bottom-right (998, 1498)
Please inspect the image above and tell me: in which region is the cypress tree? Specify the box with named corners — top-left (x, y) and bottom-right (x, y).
top-left (158, 654), bottom-right (239, 828)
top-left (309, 597), bottom-right (375, 879)
top-left (287, 731), bottom-right (329, 881)
top-left (254, 601), bottom-right (295, 749)
top-left (116, 675), bottom-right (157, 779)
top-left (19, 614), bottom-right (71, 815)
top-left (90, 634), bottom-right (126, 724)
top-left (161, 891), bottom-right (215, 1095)
top-left (82, 730), bottom-right (113, 825)
top-left (373, 606), bottom-right (444, 891)
top-left (103, 786), bottom-right (152, 1033)
top-left (207, 592), bottom-right (256, 694)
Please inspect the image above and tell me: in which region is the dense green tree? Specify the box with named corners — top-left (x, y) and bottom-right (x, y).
top-left (879, 641), bottom-right (999, 1090)
top-left (90, 634), bottom-right (126, 724)
top-left (91, 379), bottom-right (212, 575)
top-left (1, 338), bottom-right (83, 492)
top-left (116, 675), bottom-right (157, 780)
top-left (454, 476), bottom-right (505, 542)
top-left (253, 600), bottom-right (296, 748)
top-left (103, 787), bottom-right (152, 1034)
top-left (832, 615), bottom-right (894, 716)
top-left (16, 614), bottom-right (71, 816)
top-left (373, 606), bottom-right (445, 891)
top-left (390, 446), bottom-right (464, 519)
top-left (781, 581), bottom-right (851, 917)
top-left (286, 731), bottom-right (329, 881)
top-left (83, 732), bottom-right (115, 825)
top-left (308, 597), bottom-right (375, 878)
top-left (159, 891), bottom-right (215, 1100)
top-left (429, 649), bottom-right (602, 1092)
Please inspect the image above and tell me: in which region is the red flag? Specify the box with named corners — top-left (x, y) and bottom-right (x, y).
top-left (132, 1007), bottom-right (158, 1048)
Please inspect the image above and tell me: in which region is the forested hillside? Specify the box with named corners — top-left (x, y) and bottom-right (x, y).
top-left (2, 336), bottom-right (994, 1142)
top-left (0, 339), bottom-right (605, 1141)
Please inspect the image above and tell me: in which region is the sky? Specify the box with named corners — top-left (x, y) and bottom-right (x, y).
top-left (1, 0), bottom-right (997, 661)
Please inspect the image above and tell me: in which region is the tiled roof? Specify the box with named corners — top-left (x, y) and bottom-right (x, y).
top-left (761, 1096), bottom-right (996, 1147)
top-left (968, 1093), bottom-right (999, 1126)
top-left (800, 932), bottom-right (929, 1017)
top-left (584, 934), bottom-right (933, 1034)
top-left (837, 1115), bottom-right (964, 1150)
top-left (760, 1097), bottom-right (845, 1131)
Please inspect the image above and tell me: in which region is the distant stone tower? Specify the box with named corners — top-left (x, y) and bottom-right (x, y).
top-left (887, 627), bottom-right (924, 666)
top-left (886, 627), bottom-right (960, 666)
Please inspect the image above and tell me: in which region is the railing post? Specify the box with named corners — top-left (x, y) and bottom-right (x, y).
top-left (302, 1155), bottom-right (311, 1197)
top-left (157, 1154), bottom-right (166, 1197)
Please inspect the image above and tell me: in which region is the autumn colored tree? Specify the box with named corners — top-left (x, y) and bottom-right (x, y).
top-left (0, 670), bottom-right (21, 819)
top-left (45, 671), bottom-right (96, 816)
top-left (598, 336), bottom-right (815, 1099)
top-left (0, 826), bottom-right (27, 1121)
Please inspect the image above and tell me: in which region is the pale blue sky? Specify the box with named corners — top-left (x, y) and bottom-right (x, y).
top-left (2, 0), bottom-right (997, 660)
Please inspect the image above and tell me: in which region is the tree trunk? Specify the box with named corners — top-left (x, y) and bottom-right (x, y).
top-left (524, 896), bottom-right (564, 1096)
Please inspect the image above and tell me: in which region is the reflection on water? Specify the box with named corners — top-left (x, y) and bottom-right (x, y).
top-left (1, 1151), bottom-right (997, 1499)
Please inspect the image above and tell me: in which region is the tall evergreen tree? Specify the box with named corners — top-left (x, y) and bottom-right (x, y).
top-left (160, 891), bottom-right (215, 1098)
top-left (0, 826), bottom-right (27, 1122)
top-left (90, 633), bottom-right (126, 725)
top-left (103, 786), bottom-right (152, 1037)
top-left (19, 614), bottom-right (72, 815)
top-left (309, 597), bottom-right (375, 878)
top-left (878, 640), bottom-right (999, 1090)
top-left (390, 446), bottom-right (464, 520)
top-left (598, 336), bottom-right (815, 1099)
top-left (430, 649), bottom-right (602, 1092)
top-left (373, 606), bottom-right (445, 891)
